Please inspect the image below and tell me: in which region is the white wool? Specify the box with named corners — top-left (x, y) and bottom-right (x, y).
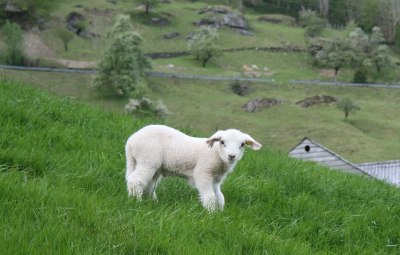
top-left (125, 124), bottom-right (262, 212)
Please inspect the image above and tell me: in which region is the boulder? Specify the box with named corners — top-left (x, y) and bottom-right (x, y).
top-left (162, 31), bottom-right (180, 39)
top-left (242, 98), bottom-right (282, 112)
top-left (223, 12), bottom-right (248, 30)
top-left (296, 95), bottom-right (337, 108)
top-left (66, 12), bottom-right (85, 34)
top-left (147, 17), bottom-right (171, 26)
top-left (230, 81), bottom-right (252, 96)
top-left (195, 7), bottom-right (249, 32)
top-left (4, 2), bottom-right (23, 13)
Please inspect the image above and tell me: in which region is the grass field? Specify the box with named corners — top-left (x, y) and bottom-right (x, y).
top-left (1, 79), bottom-right (400, 254)
top-left (2, 67), bottom-right (399, 163)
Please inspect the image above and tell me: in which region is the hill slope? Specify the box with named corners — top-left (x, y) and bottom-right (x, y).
top-left (1, 80), bottom-right (400, 254)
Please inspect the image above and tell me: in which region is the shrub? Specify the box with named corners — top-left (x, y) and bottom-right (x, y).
top-left (336, 98), bottom-right (360, 121)
top-left (1, 21), bottom-right (25, 66)
top-left (54, 28), bottom-right (74, 51)
top-left (188, 26), bottom-right (222, 67)
top-left (92, 15), bottom-right (151, 97)
top-left (124, 97), bottom-right (170, 118)
top-left (299, 9), bottom-right (325, 37)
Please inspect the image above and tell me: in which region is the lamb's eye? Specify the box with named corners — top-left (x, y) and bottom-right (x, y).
top-left (240, 143), bottom-right (245, 148)
top-left (220, 140), bottom-right (225, 145)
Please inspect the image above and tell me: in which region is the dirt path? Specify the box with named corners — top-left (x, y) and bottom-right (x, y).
top-left (24, 32), bottom-right (97, 69)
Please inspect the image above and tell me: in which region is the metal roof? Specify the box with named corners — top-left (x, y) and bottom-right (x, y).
top-left (357, 160), bottom-right (400, 187)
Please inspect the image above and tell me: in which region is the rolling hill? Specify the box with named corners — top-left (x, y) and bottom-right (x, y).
top-left (1, 78), bottom-right (400, 254)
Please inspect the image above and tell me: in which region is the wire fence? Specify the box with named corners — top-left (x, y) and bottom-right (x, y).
top-left (290, 79), bottom-right (400, 89)
top-left (1, 64), bottom-right (400, 88)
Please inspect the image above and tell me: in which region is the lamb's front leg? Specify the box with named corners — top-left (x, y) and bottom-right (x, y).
top-left (194, 175), bottom-right (218, 212)
top-left (213, 183), bottom-right (225, 210)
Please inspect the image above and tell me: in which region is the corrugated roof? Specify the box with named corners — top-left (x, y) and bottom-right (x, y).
top-left (357, 160), bottom-right (400, 187)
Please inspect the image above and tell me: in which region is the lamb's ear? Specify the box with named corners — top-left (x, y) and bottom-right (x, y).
top-left (206, 131), bottom-right (223, 148)
top-left (244, 134), bottom-right (262, 150)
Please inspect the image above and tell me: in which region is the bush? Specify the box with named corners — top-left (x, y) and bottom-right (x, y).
top-left (124, 97), bottom-right (170, 118)
top-left (54, 28), bottom-right (74, 51)
top-left (1, 21), bottom-right (25, 66)
top-left (92, 15), bottom-right (151, 97)
top-left (188, 26), bottom-right (222, 67)
top-left (336, 98), bottom-right (360, 121)
top-left (299, 9), bottom-right (325, 37)
top-left (353, 68), bottom-right (367, 83)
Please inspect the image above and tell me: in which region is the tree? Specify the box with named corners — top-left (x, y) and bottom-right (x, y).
top-left (1, 21), bottom-right (25, 65)
top-left (349, 27), bottom-right (396, 76)
top-left (378, 0), bottom-right (400, 44)
top-left (299, 8), bottom-right (326, 37)
top-left (312, 37), bottom-right (353, 81)
top-left (92, 15), bottom-right (151, 97)
top-left (336, 98), bottom-right (360, 121)
top-left (188, 26), bottom-right (222, 67)
top-left (54, 28), bottom-right (74, 51)
top-left (141, 0), bottom-right (159, 15)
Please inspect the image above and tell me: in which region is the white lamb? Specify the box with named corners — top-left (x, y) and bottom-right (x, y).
top-left (125, 124), bottom-right (262, 211)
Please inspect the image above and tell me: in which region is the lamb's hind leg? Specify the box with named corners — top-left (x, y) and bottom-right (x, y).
top-left (126, 165), bottom-right (157, 200)
top-left (143, 173), bottom-right (162, 200)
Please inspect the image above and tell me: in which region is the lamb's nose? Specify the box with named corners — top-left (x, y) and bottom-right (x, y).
top-left (228, 154), bottom-right (236, 160)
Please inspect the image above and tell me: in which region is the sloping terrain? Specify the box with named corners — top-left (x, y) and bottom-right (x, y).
top-left (1, 80), bottom-right (400, 254)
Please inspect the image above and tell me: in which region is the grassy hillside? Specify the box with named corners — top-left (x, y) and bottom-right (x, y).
top-left (1, 68), bottom-right (399, 163)
top-left (1, 80), bottom-right (400, 254)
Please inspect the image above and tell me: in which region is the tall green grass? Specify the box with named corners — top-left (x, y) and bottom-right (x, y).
top-left (1, 79), bottom-right (400, 254)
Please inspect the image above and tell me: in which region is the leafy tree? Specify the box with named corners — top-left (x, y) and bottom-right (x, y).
top-left (312, 37), bottom-right (353, 81)
top-left (1, 21), bottom-right (24, 65)
top-left (336, 98), bottom-right (360, 121)
top-left (188, 26), bottom-right (222, 67)
top-left (54, 28), bottom-right (74, 51)
top-left (92, 15), bottom-right (151, 97)
top-left (349, 27), bottom-right (396, 76)
top-left (312, 26), bottom-right (396, 82)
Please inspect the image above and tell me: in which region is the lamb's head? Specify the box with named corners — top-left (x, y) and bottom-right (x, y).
top-left (206, 129), bottom-right (262, 164)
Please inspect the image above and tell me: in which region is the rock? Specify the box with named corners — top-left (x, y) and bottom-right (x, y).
top-left (195, 7), bottom-right (249, 32)
top-left (162, 31), bottom-right (180, 40)
top-left (147, 17), bottom-right (170, 26)
top-left (296, 95), bottom-right (337, 108)
top-left (194, 15), bottom-right (223, 28)
top-left (223, 12), bottom-right (248, 30)
top-left (4, 2), bottom-right (23, 13)
top-left (198, 6), bottom-right (231, 14)
top-left (66, 12), bottom-right (85, 34)
top-left (186, 32), bottom-right (195, 40)
top-left (235, 29), bottom-right (255, 36)
top-left (242, 98), bottom-right (282, 112)
top-left (257, 15), bottom-right (296, 25)
top-left (230, 81), bottom-right (252, 96)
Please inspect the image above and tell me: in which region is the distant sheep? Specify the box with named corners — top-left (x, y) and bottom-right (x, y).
top-left (125, 125), bottom-right (262, 212)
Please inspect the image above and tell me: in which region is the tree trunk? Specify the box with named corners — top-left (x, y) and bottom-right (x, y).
top-left (333, 66), bottom-right (339, 82)
top-left (319, 0), bottom-right (329, 18)
top-left (145, 3), bottom-right (150, 14)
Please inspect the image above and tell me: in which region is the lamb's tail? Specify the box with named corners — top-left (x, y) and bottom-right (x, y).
top-left (125, 143), bottom-right (137, 181)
